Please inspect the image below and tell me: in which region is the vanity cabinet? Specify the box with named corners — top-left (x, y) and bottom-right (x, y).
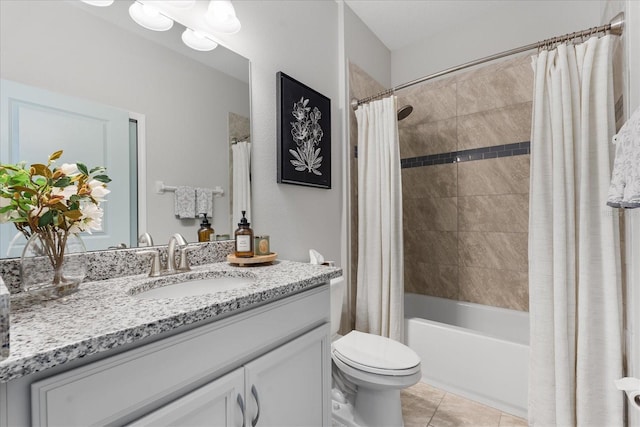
top-left (130, 324), bottom-right (328, 427)
top-left (1, 285), bottom-right (330, 427)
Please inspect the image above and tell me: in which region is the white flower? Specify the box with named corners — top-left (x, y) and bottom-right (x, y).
top-left (88, 180), bottom-right (110, 202)
top-left (51, 184), bottom-right (78, 201)
top-left (60, 163), bottom-right (79, 176)
top-left (79, 203), bottom-right (104, 234)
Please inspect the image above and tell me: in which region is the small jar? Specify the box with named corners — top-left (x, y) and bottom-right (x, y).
top-left (254, 235), bottom-right (270, 256)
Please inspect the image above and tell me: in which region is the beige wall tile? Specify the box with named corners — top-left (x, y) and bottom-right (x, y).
top-left (404, 262), bottom-right (459, 300)
top-left (398, 82), bottom-right (457, 124)
top-left (458, 156), bottom-right (530, 196)
top-left (458, 194), bottom-right (528, 233)
top-left (399, 117), bottom-right (457, 158)
top-left (458, 231), bottom-right (528, 272)
top-left (403, 164), bottom-right (457, 199)
top-left (454, 54), bottom-right (531, 83)
top-left (457, 102), bottom-right (532, 150)
top-left (349, 61), bottom-right (387, 99)
top-left (404, 196), bottom-right (457, 232)
top-left (459, 266), bottom-right (529, 311)
top-left (406, 230), bottom-right (458, 266)
top-left (457, 62), bottom-right (533, 116)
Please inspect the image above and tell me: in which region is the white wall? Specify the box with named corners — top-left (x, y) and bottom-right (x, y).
top-left (344, 4), bottom-right (392, 89)
top-left (213, 1), bottom-right (342, 263)
top-left (0, 1), bottom-right (249, 244)
top-left (391, 1), bottom-right (601, 86)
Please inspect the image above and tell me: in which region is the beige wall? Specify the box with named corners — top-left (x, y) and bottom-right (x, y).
top-left (400, 55), bottom-right (532, 312)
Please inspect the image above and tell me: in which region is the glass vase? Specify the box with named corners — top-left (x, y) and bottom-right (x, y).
top-left (20, 230), bottom-right (87, 300)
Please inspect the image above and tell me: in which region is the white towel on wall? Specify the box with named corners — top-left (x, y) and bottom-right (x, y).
top-left (196, 187), bottom-right (214, 218)
top-left (607, 105), bottom-right (640, 208)
top-left (174, 186), bottom-right (196, 219)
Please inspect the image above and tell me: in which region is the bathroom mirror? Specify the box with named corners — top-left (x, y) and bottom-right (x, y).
top-left (0, 0), bottom-right (250, 255)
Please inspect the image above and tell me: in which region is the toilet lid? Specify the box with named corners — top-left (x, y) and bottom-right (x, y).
top-left (332, 331), bottom-right (421, 373)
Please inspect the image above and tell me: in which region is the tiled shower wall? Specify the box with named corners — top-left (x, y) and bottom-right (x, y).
top-left (399, 55), bottom-right (532, 312)
top-left (348, 55), bottom-right (533, 315)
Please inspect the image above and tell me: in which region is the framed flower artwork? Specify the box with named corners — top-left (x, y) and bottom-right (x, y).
top-left (277, 72), bottom-right (331, 189)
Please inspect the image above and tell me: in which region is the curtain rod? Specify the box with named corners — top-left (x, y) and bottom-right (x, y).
top-left (351, 12), bottom-right (625, 110)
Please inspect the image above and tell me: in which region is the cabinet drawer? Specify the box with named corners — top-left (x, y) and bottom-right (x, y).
top-left (31, 286), bottom-right (329, 426)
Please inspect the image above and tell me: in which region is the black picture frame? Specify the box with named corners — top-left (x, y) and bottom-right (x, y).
top-left (277, 72), bottom-right (331, 189)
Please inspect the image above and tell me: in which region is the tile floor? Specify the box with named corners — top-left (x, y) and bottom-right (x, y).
top-left (401, 382), bottom-right (528, 427)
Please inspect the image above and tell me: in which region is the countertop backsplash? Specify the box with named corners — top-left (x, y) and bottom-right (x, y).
top-left (0, 240), bottom-right (235, 294)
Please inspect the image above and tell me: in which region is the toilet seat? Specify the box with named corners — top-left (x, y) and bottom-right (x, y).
top-left (332, 331), bottom-right (421, 376)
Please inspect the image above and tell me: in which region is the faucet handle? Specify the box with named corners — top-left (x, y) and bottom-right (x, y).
top-left (177, 245), bottom-right (199, 271)
top-left (137, 249), bottom-right (162, 277)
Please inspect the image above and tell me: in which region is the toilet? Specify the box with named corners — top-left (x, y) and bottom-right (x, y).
top-left (330, 277), bottom-right (422, 427)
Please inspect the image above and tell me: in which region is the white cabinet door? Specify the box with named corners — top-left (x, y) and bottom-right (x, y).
top-left (244, 324), bottom-right (330, 427)
top-left (128, 368), bottom-right (245, 427)
top-left (0, 79), bottom-right (131, 253)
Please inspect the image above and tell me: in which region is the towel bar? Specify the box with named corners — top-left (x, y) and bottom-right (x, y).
top-left (155, 181), bottom-right (224, 197)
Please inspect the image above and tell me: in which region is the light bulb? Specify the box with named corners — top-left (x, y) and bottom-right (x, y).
top-left (205, 0), bottom-right (241, 34)
top-left (81, 0), bottom-right (115, 6)
top-left (129, 1), bottom-right (173, 32)
top-left (164, 0), bottom-right (196, 8)
top-left (182, 28), bottom-right (218, 51)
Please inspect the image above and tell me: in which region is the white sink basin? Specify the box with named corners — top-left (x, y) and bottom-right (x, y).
top-left (133, 275), bottom-right (255, 300)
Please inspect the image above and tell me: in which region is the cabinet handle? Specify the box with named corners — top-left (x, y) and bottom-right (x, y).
top-left (237, 393), bottom-right (246, 427)
top-left (251, 385), bottom-right (260, 427)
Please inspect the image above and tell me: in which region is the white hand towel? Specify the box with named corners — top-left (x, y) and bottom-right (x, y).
top-left (174, 186), bottom-right (196, 219)
top-left (607, 106), bottom-right (640, 208)
top-left (196, 187), bottom-right (213, 218)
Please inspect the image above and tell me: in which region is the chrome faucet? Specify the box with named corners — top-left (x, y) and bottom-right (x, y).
top-left (166, 233), bottom-right (188, 273)
top-left (137, 233), bottom-right (198, 277)
top-left (138, 232), bottom-right (154, 247)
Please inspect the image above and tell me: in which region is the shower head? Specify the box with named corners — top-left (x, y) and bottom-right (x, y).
top-left (397, 105), bottom-right (413, 121)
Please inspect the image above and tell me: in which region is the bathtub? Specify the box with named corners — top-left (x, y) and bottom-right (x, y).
top-left (404, 293), bottom-right (529, 419)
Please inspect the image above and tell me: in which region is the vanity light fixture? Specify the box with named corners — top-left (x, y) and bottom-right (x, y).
top-left (182, 28), bottom-right (219, 51)
top-left (80, 0), bottom-right (241, 51)
top-left (204, 0), bottom-right (241, 34)
top-left (129, 1), bottom-right (174, 32)
top-left (80, 0), bottom-right (115, 6)
top-left (164, 0), bottom-right (197, 8)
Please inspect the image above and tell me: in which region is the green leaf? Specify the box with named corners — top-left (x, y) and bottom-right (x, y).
top-left (0, 205), bottom-right (13, 214)
top-left (52, 177), bottom-right (71, 187)
top-left (89, 166), bottom-right (105, 174)
top-left (77, 163), bottom-right (88, 176)
top-left (38, 210), bottom-right (54, 227)
top-left (93, 175), bottom-right (111, 183)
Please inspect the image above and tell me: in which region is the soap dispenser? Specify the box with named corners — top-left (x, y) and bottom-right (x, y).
top-left (198, 214), bottom-right (214, 242)
top-left (234, 210), bottom-right (254, 257)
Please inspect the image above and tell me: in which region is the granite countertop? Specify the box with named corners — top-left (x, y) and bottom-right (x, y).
top-left (0, 260), bottom-right (341, 383)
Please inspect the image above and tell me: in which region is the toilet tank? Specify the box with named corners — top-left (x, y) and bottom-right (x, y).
top-left (330, 277), bottom-right (345, 337)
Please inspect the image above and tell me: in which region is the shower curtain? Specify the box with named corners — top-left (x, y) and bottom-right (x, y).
top-left (231, 141), bottom-right (251, 223)
top-left (354, 96), bottom-right (404, 341)
top-left (528, 35), bottom-right (623, 426)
